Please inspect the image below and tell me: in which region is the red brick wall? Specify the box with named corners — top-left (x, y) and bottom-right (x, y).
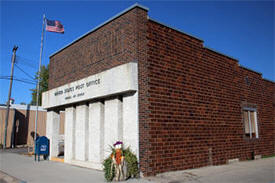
top-left (48, 7), bottom-right (148, 90)
top-left (136, 8), bottom-right (150, 176)
top-left (143, 19), bottom-right (274, 176)
top-left (47, 5), bottom-right (274, 177)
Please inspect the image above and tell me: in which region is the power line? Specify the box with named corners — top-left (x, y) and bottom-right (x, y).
top-left (16, 55), bottom-right (37, 65)
top-left (0, 76), bottom-right (36, 84)
top-left (14, 63), bottom-right (36, 80)
top-left (17, 61), bottom-right (37, 70)
top-left (0, 77), bottom-right (36, 85)
top-left (15, 55), bottom-right (38, 70)
top-left (0, 77), bottom-right (35, 83)
top-left (1, 75), bottom-right (47, 89)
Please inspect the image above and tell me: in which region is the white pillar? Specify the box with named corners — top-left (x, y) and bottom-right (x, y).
top-left (75, 104), bottom-right (89, 161)
top-left (104, 98), bottom-right (122, 158)
top-left (88, 101), bottom-right (104, 169)
top-left (46, 110), bottom-right (60, 158)
top-left (64, 106), bottom-right (76, 163)
top-left (123, 92), bottom-right (139, 157)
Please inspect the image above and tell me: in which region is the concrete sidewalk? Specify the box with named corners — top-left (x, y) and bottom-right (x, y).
top-left (0, 150), bottom-right (151, 183)
top-left (0, 149), bottom-right (274, 183)
top-left (0, 170), bottom-right (26, 183)
top-left (148, 157), bottom-right (275, 183)
top-left (0, 151), bottom-right (104, 183)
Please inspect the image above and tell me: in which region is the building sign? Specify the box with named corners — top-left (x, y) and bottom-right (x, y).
top-left (42, 62), bottom-right (138, 109)
top-left (54, 79), bottom-right (100, 101)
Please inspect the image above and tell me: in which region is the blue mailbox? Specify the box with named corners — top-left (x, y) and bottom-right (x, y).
top-left (35, 136), bottom-right (49, 161)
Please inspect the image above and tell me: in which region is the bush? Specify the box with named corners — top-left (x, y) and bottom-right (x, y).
top-left (103, 157), bottom-right (115, 182)
top-left (103, 145), bottom-right (139, 181)
top-left (123, 148), bottom-right (139, 178)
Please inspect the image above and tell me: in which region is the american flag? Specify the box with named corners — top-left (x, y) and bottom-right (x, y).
top-left (46, 19), bottom-right (64, 33)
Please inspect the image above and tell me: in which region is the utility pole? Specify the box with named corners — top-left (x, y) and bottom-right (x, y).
top-left (3, 45), bottom-right (18, 149)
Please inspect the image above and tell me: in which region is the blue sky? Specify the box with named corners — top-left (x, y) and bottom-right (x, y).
top-left (0, 1), bottom-right (274, 105)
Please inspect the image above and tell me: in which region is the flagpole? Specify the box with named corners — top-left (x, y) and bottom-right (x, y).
top-left (34, 14), bottom-right (45, 155)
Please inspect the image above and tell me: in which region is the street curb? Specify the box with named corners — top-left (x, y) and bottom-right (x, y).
top-left (0, 170), bottom-right (27, 183)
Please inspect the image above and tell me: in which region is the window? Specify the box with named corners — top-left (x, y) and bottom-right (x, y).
top-left (243, 108), bottom-right (259, 139)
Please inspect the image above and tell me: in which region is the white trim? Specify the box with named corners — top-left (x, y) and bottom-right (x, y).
top-left (243, 108), bottom-right (259, 139)
top-left (248, 111), bottom-right (252, 139)
top-left (254, 112), bottom-right (259, 138)
top-left (243, 107), bottom-right (257, 111)
top-left (42, 62), bottom-right (138, 109)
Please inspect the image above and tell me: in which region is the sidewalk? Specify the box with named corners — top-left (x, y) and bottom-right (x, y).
top-left (0, 151), bottom-right (102, 183)
top-left (0, 149), bottom-right (274, 183)
top-left (0, 150), bottom-right (150, 183)
top-left (147, 157), bottom-right (275, 183)
top-left (0, 171), bottom-right (26, 183)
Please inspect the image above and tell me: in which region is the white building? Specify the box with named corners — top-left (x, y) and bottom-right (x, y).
top-left (43, 63), bottom-right (139, 170)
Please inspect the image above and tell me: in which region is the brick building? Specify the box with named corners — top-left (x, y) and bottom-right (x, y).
top-left (42, 4), bottom-right (274, 176)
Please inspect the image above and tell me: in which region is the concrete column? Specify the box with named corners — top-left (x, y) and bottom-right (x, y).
top-left (46, 110), bottom-right (60, 158)
top-left (88, 101), bottom-right (104, 168)
top-left (123, 92), bottom-right (139, 157)
top-left (104, 97), bottom-right (122, 158)
top-left (75, 104), bottom-right (89, 161)
top-left (64, 106), bottom-right (76, 163)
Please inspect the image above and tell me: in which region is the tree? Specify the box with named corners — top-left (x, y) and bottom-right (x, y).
top-left (30, 65), bottom-right (48, 106)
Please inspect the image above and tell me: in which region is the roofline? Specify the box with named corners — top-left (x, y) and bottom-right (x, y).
top-left (204, 46), bottom-right (239, 61)
top-left (0, 104), bottom-right (46, 111)
top-left (239, 64), bottom-right (262, 76)
top-left (50, 3), bottom-right (149, 58)
top-left (148, 18), bottom-right (204, 43)
top-left (262, 78), bottom-right (275, 84)
top-left (239, 65), bottom-right (274, 83)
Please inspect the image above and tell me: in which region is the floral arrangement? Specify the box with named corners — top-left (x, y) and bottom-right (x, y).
top-left (103, 141), bottom-right (139, 181)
